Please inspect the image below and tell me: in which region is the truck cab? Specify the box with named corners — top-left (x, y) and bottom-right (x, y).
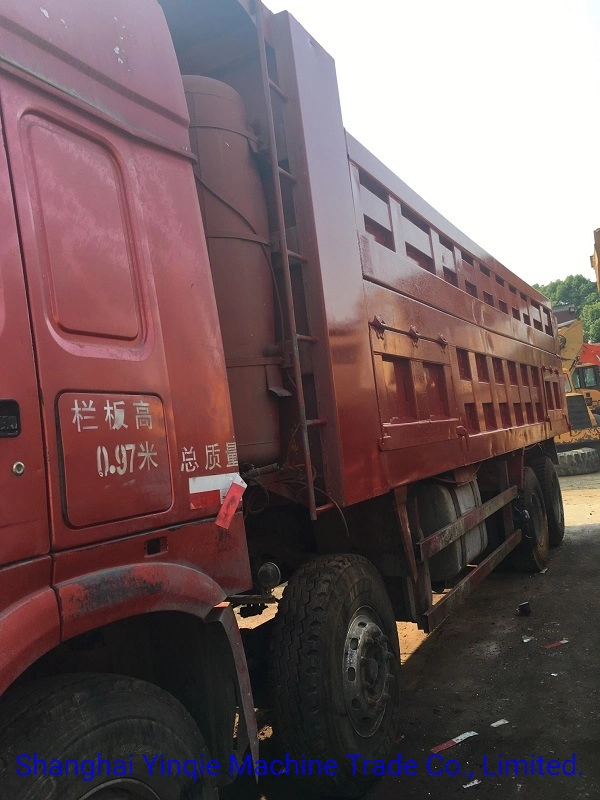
top-left (0, 1), bottom-right (256, 795)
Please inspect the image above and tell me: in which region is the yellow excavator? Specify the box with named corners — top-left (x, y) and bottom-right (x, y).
top-left (556, 318), bottom-right (600, 446)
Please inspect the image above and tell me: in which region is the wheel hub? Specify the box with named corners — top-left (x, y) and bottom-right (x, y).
top-left (343, 607), bottom-right (393, 737)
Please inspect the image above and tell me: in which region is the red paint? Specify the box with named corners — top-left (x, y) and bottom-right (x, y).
top-left (0, 3), bottom-right (568, 778)
top-left (0, 0), bottom-right (189, 153)
top-left (0, 559), bottom-right (60, 695)
top-left (185, 76), bottom-right (281, 468)
top-left (544, 639), bottom-right (569, 649)
top-left (0, 1), bottom-right (252, 696)
top-left (2, 75), bottom-right (244, 552)
top-left (430, 740), bottom-right (459, 754)
top-left (0, 99), bottom-right (49, 569)
top-left (58, 393), bottom-right (172, 527)
top-left (57, 562), bottom-right (225, 641)
top-left (578, 343), bottom-right (600, 366)
top-left (190, 489), bottom-right (221, 512)
top-left (52, 515), bottom-right (251, 601)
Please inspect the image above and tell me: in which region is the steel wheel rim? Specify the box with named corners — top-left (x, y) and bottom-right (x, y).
top-left (342, 605), bottom-right (393, 737)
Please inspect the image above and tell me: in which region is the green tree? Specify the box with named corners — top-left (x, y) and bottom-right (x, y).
top-left (533, 274), bottom-right (600, 341)
top-left (580, 301), bottom-right (600, 343)
top-left (533, 274), bottom-right (598, 312)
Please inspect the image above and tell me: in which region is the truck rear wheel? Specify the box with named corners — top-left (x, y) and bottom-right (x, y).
top-left (269, 554), bottom-right (401, 797)
top-left (0, 673), bottom-right (214, 799)
top-left (512, 466), bottom-right (549, 572)
top-left (531, 456), bottom-right (565, 546)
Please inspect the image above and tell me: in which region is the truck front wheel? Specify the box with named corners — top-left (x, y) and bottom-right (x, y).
top-left (269, 554), bottom-right (401, 797)
top-left (0, 674), bottom-right (215, 799)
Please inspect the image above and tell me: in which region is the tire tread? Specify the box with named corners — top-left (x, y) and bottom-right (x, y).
top-left (269, 554), bottom-right (399, 797)
top-left (531, 456), bottom-right (565, 546)
top-left (512, 467), bottom-right (549, 572)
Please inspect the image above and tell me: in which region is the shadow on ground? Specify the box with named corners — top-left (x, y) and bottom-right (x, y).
top-left (224, 515), bottom-right (600, 800)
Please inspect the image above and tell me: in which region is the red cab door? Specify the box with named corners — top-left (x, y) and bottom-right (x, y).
top-left (0, 107), bottom-right (49, 567)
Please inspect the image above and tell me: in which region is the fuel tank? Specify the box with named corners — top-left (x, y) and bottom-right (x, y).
top-left (413, 479), bottom-right (488, 582)
top-left (184, 76), bottom-right (280, 467)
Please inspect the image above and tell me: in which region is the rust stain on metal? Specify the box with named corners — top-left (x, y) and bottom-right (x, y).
top-left (62, 567), bottom-right (163, 619)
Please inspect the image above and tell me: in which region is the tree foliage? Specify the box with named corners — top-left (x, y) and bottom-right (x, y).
top-left (580, 301), bottom-right (600, 344)
top-left (533, 274), bottom-right (600, 341)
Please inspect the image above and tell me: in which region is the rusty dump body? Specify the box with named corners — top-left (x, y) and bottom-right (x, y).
top-left (0, 0), bottom-right (569, 792)
top-left (160, 0), bottom-right (567, 506)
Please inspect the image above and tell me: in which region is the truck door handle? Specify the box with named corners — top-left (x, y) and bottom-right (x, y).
top-left (0, 400), bottom-right (20, 437)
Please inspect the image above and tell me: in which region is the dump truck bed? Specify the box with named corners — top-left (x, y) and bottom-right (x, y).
top-left (252, 9), bottom-right (567, 507)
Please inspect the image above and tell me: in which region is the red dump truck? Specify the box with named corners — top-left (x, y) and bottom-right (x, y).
top-left (0, 1), bottom-right (568, 797)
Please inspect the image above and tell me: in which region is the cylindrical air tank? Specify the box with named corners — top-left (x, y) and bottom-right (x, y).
top-left (184, 76), bottom-right (280, 467)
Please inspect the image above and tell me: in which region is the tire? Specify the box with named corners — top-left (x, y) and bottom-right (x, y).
top-left (0, 673), bottom-right (215, 800)
top-left (269, 554), bottom-right (401, 797)
top-left (511, 467), bottom-right (549, 572)
top-left (531, 456), bottom-right (565, 546)
top-left (556, 447), bottom-right (600, 477)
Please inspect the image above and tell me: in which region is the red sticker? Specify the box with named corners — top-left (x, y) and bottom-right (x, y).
top-left (215, 476), bottom-right (247, 530)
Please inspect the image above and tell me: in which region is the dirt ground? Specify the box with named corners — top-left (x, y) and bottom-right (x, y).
top-left (224, 473), bottom-right (600, 800)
